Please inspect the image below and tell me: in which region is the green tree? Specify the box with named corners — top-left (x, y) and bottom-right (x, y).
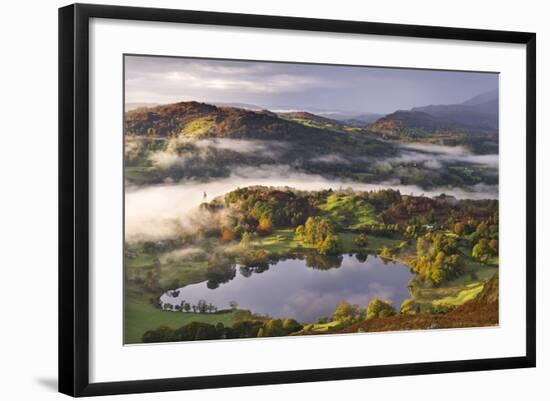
top-left (380, 246), bottom-right (393, 259)
top-left (260, 319), bottom-right (285, 337)
top-left (354, 233), bottom-right (369, 247)
top-left (319, 234), bottom-right (342, 255)
top-left (282, 319), bottom-right (303, 334)
top-left (294, 225), bottom-right (304, 241)
top-left (333, 301), bottom-right (359, 320)
top-left (240, 232), bottom-right (251, 247)
top-left (472, 238), bottom-right (490, 262)
top-left (366, 299), bottom-right (395, 319)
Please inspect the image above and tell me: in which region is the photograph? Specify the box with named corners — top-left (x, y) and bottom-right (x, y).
top-left (123, 55), bottom-right (500, 344)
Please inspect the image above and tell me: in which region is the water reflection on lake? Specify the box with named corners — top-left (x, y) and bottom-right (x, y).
top-left (160, 254), bottom-right (414, 323)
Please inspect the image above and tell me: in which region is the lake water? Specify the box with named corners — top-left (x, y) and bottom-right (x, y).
top-left (160, 254), bottom-right (414, 323)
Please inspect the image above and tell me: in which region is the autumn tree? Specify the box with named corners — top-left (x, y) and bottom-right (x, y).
top-left (476, 221), bottom-right (489, 237)
top-left (454, 222), bottom-right (465, 236)
top-left (333, 301), bottom-right (360, 321)
top-left (221, 227), bottom-right (235, 242)
top-left (366, 299), bottom-right (395, 319)
top-left (488, 239), bottom-right (498, 256)
top-left (318, 233), bottom-right (342, 255)
top-left (472, 238), bottom-right (497, 262)
top-left (257, 216), bottom-right (273, 235)
top-left (240, 232), bottom-right (251, 247)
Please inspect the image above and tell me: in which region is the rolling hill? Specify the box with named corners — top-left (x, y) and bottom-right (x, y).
top-left (124, 101), bottom-right (397, 165)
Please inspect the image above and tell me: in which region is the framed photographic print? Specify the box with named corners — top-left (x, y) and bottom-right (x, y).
top-left (58, 3), bottom-right (536, 397)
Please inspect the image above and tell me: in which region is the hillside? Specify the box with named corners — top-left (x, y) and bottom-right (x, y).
top-left (124, 101), bottom-right (396, 160)
top-left (125, 101), bottom-right (362, 141)
top-left (277, 111), bottom-right (362, 132)
top-left (323, 272), bottom-right (498, 334)
top-left (125, 101), bottom-right (308, 140)
top-left (367, 110), bottom-right (471, 136)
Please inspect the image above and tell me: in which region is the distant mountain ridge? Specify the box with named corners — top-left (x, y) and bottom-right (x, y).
top-left (462, 89), bottom-right (498, 106)
top-left (411, 89), bottom-right (498, 130)
top-left (366, 90), bottom-right (498, 154)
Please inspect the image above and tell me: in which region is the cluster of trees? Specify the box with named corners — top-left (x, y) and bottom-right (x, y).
top-left (328, 301), bottom-right (366, 329)
top-left (224, 187), bottom-right (315, 236)
top-left (162, 299), bottom-right (219, 314)
top-left (236, 249), bottom-right (270, 271)
top-left (326, 299), bottom-right (396, 329)
top-left (142, 318), bottom-right (304, 343)
top-left (360, 189), bottom-right (402, 211)
top-left (453, 219), bottom-right (498, 263)
top-left (295, 216), bottom-right (342, 255)
top-left (413, 232), bottom-right (465, 285)
top-left (472, 237), bottom-right (498, 263)
top-left (355, 223), bottom-right (400, 237)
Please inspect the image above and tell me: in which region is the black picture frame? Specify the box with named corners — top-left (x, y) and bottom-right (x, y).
top-left (59, 3), bottom-right (536, 397)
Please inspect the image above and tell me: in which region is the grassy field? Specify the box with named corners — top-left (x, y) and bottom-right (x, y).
top-left (125, 244), bottom-right (238, 343)
top-left (319, 193), bottom-right (381, 229)
top-left (412, 259), bottom-right (497, 311)
top-left (254, 229), bottom-right (402, 256)
top-left (309, 321), bottom-right (341, 332)
top-left (124, 285), bottom-right (240, 344)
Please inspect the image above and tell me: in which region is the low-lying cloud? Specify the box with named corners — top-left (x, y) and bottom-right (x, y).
top-left (310, 154), bottom-right (350, 164)
top-left (149, 138), bottom-right (289, 169)
top-left (125, 165), bottom-right (498, 242)
top-left (377, 143), bottom-right (499, 170)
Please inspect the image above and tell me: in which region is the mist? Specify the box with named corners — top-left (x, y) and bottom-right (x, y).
top-left (125, 165), bottom-right (498, 242)
top-left (149, 138), bottom-right (289, 169)
top-left (377, 143), bottom-right (499, 170)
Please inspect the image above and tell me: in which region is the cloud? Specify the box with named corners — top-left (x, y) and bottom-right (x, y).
top-left (125, 55), bottom-right (499, 114)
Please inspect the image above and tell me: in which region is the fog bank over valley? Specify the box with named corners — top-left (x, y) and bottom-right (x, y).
top-left (125, 165), bottom-right (498, 242)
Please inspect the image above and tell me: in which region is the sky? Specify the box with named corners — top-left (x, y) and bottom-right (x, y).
top-left (125, 55), bottom-right (499, 114)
